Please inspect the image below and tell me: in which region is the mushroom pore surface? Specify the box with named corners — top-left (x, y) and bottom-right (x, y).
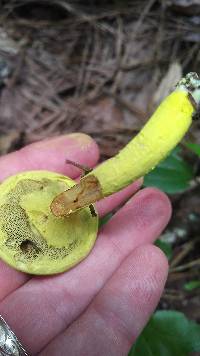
top-left (0, 171), bottom-right (98, 275)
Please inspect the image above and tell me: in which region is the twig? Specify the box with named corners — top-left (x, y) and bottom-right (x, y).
top-left (163, 289), bottom-right (184, 301)
top-left (103, 89), bottom-right (147, 121)
top-left (170, 240), bottom-right (196, 268)
top-left (170, 258), bottom-right (200, 273)
top-left (52, 0), bottom-right (116, 36)
top-left (65, 159), bottom-right (92, 175)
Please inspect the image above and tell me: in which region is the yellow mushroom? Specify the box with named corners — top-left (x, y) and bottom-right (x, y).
top-left (51, 72), bottom-right (200, 217)
top-left (0, 72), bottom-right (199, 275)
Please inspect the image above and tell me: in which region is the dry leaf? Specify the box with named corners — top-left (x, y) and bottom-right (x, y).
top-left (153, 62), bottom-right (182, 108)
top-left (166, 0), bottom-right (200, 14)
top-left (0, 131), bottom-right (22, 155)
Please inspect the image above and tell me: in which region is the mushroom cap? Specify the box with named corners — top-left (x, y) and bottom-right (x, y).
top-left (0, 171), bottom-right (98, 275)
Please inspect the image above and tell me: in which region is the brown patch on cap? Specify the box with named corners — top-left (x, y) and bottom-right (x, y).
top-left (50, 175), bottom-right (103, 217)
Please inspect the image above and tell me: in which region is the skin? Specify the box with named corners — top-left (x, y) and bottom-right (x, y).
top-left (0, 133), bottom-right (171, 355)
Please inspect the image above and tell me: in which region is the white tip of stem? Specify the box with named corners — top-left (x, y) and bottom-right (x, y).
top-left (176, 72), bottom-right (200, 106)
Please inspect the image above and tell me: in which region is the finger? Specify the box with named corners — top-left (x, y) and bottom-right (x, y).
top-left (95, 178), bottom-right (143, 217)
top-left (0, 133), bottom-right (99, 181)
top-left (0, 188), bottom-right (171, 354)
top-left (99, 187), bottom-right (172, 250)
top-left (0, 133), bottom-right (99, 302)
top-left (0, 262), bottom-right (27, 302)
top-left (40, 245), bottom-right (168, 356)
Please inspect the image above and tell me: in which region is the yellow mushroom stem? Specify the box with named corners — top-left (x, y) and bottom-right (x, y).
top-left (51, 72), bottom-right (200, 217)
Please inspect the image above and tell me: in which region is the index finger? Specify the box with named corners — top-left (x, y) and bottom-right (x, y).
top-left (0, 133), bottom-right (99, 181)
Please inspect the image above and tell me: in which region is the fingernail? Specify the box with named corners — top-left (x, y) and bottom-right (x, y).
top-left (65, 133), bottom-right (95, 152)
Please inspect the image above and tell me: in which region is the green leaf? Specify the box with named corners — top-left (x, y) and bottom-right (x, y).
top-left (155, 239), bottom-right (172, 260)
top-left (185, 142), bottom-right (200, 157)
top-left (144, 147), bottom-right (194, 194)
top-left (184, 280), bottom-right (200, 291)
top-left (98, 213), bottom-right (113, 228)
top-left (129, 311), bottom-right (200, 356)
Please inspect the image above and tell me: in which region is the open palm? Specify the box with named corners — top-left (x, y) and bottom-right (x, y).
top-left (0, 133), bottom-right (171, 356)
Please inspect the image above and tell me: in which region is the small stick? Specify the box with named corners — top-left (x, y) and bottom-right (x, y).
top-left (170, 240), bottom-right (195, 268)
top-left (170, 258), bottom-right (200, 273)
top-left (65, 158), bottom-right (93, 176)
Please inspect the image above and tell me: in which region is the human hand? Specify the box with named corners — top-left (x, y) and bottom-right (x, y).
top-left (0, 133), bottom-right (171, 356)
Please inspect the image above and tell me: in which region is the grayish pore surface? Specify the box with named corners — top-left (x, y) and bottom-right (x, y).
top-left (176, 72), bottom-right (200, 105)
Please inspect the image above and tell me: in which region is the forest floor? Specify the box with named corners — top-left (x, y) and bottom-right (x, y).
top-left (0, 0), bottom-right (200, 323)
